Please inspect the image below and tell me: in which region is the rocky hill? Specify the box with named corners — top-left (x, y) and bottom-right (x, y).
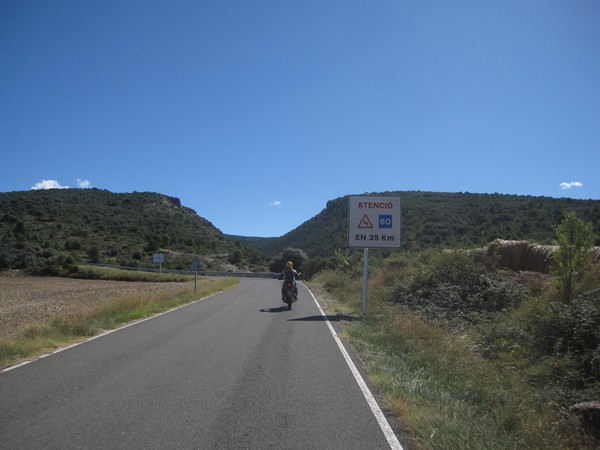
top-left (0, 189), bottom-right (266, 274)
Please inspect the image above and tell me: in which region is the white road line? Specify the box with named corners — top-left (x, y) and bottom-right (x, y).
top-left (5, 282), bottom-right (401, 450)
top-left (305, 285), bottom-right (404, 450)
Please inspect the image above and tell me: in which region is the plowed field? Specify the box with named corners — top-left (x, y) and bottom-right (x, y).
top-left (0, 274), bottom-right (194, 339)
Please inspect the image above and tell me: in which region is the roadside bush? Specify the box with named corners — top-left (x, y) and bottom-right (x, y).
top-left (388, 250), bottom-right (524, 323)
top-left (301, 256), bottom-right (329, 279)
top-left (526, 288), bottom-right (600, 379)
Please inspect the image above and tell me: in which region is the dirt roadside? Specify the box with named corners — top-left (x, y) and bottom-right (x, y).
top-left (0, 273), bottom-right (195, 340)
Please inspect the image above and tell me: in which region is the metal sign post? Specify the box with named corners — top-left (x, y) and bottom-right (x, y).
top-left (152, 253), bottom-right (165, 277)
top-left (363, 247), bottom-right (369, 311)
top-left (348, 195), bottom-right (401, 311)
top-left (189, 256), bottom-right (202, 292)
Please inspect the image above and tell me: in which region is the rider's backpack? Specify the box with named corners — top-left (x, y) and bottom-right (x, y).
top-left (283, 268), bottom-right (295, 282)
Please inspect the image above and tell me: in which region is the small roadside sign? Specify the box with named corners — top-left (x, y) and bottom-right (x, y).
top-left (152, 253), bottom-right (164, 276)
top-left (348, 196), bottom-right (401, 248)
top-left (189, 256), bottom-right (202, 272)
top-left (190, 256), bottom-right (202, 292)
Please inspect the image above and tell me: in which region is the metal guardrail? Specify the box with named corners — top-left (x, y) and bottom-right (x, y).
top-left (87, 263), bottom-right (279, 279)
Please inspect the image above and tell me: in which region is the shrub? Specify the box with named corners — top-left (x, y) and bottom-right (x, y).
top-left (551, 212), bottom-right (595, 302)
top-left (87, 247), bottom-right (101, 263)
top-left (0, 249), bottom-right (11, 270)
top-left (119, 259), bottom-right (141, 268)
top-left (388, 250), bottom-right (524, 323)
top-left (526, 288), bottom-right (600, 366)
top-left (38, 253), bottom-right (79, 276)
top-left (64, 239), bottom-right (82, 251)
top-left (228, 249), bottom-right (242, 265)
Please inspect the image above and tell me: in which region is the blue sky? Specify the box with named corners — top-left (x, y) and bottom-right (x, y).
top-left (1, 1), bottom-right (599, 237)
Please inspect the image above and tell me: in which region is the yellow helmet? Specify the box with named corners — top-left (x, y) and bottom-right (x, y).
top-left (286, 261), bottom-right (293, 269)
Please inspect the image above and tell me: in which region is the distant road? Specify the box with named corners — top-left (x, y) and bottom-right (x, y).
top-left (0, 278), bottom-right (405, 449)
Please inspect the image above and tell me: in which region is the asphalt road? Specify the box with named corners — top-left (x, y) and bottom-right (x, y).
top-left (0, 278), bottom-right (405, 449)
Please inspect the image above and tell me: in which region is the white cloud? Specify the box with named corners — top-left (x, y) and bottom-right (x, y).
top-left (31, 179), bottom-right (69, 190)
top-left (77, 179), bottom-right (91, 188)
top-left (30, 178), bottom-right (93, 190)
top-left (559, 181), bottom-right (583, 190)
top-left (271, 201), bottom-right (282, 207)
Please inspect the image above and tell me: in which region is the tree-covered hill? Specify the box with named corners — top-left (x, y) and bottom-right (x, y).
top-left (3, 189), bottom-right (599, 275)
top-left (0, 189), bottom-right (266, 274)
top-left (234, 191), bottom-right (600, 258)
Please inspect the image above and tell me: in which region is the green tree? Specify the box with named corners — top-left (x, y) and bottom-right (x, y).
top-left (14, 221), bottom-right (26, 234)
top-left (229, 249), bottom-right (242, 265)
top-left (551, 212), bottom-right (595, 302)
top-left (87, 246), bottom-right (101, 263)
top-left (269, 247), bottom-right (308, 273)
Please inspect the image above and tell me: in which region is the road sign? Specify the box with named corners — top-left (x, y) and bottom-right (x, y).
top-left (189, 256), bottom-right (203, 272)
top-left (348, 196), bottom-right (401, 248)
top-left (189, 256), bottom-right (203, 293)
top-left (153, 253), bottom-right (164, 275)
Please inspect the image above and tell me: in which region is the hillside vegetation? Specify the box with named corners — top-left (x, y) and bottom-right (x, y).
top-left (234, 191), bottom-right (600, 258)
top-left (0, 189), bottom-right (267, 275)
top-left (3, 189), bottom-right (600, 278)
